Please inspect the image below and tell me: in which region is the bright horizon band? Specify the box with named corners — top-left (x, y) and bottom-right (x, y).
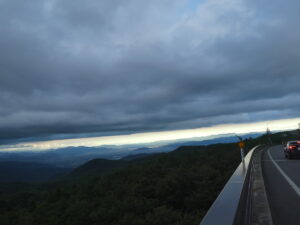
top-left (1, 117), bottom-right (299, 152)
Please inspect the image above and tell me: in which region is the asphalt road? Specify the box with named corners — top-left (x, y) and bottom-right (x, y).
top-left (262, 145), bottom-right (300, 225)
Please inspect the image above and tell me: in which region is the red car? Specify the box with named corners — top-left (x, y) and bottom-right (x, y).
top-left (284, 141), bottom-right (300, 159)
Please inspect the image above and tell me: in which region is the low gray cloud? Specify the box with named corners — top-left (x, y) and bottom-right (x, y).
top-left (0, 0), bottom-right (300, 142)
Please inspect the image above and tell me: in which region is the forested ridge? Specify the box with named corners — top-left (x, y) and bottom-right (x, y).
top-left (0, 131), bottom-right (295, 225)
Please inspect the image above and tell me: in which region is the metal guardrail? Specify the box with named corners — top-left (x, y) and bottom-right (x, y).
top-left (199, 146), bottom-right (260, 225)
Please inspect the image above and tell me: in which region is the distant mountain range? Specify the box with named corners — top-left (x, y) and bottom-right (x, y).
top-left (0, 146), bottom-right (125, 168)
top-left (0, 132), bottom-right (264, 183)
top-left (127, 132), bottom-right (261, 155)
top-left (0, 132), bottom-right (261, 169)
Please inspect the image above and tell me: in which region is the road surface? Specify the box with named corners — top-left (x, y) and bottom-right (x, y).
top-left (262, 145), bottom-right (300, 225)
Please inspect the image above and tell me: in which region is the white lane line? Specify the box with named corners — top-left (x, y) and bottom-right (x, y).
top-left (267, 149), bottom-right (300, 196)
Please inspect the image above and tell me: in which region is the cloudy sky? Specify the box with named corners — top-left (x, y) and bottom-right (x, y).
top-left (0, 0), bottom-right (300, 148)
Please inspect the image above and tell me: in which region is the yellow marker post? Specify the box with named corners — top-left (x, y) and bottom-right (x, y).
top-left (238, 141), bottom-right (245, 163)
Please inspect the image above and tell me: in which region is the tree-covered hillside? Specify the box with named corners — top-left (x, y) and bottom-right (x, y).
top-left (0, 142), bottom-right (251, 225)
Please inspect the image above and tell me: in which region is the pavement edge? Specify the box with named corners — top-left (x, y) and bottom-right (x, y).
top-left (251, 147), bottom-right (273, 225)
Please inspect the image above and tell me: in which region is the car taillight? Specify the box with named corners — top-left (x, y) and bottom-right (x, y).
top-left (289, 145), bottom-right (297, 150)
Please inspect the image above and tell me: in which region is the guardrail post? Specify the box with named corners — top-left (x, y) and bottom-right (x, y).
top-left (241, 147), bottom-right (245, 163)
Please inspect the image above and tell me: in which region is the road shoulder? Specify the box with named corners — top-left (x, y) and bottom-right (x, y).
top-left (251, 147), bottom-right (273, 225)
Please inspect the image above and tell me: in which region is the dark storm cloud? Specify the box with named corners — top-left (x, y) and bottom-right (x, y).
top-left (0, 0), bottom-right (300, 142)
